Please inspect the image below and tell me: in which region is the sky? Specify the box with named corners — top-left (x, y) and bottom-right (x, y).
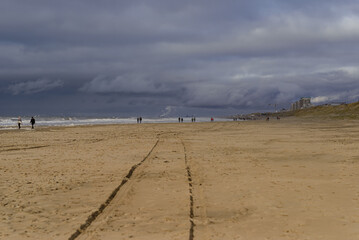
top-left (1, 0), bottom-right (359, 117)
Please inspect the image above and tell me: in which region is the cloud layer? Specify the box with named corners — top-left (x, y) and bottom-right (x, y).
top-left (1, 0), bottom-right (359, 116)
top-left (8, 79), bottom-right (63, 95)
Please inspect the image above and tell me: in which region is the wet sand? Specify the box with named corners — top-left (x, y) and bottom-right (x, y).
top-left (1, 118), bottom-right (359, 239)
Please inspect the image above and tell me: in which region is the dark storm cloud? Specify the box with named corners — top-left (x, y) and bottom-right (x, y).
top-left (1, 0), bottom-right (359, 116)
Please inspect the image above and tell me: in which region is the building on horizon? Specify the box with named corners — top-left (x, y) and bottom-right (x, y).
top-left (291, 97), bottom-right (313, 111)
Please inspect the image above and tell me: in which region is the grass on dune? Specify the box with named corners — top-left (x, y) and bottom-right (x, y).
top-left (292, 101), bottom-right (359, 119)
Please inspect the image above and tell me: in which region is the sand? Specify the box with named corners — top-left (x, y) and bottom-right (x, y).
top-left (1, 118), bottom-right (359, 239)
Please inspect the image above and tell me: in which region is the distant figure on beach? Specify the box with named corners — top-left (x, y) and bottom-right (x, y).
top-left (266, 117), bottom-right (269, 121)
top-left (181, 118), bottom-right (183, 123)
top-left (30, 117), bottom-right (35, 129)
top-left (178, 117), bottom-right (181, 123)
top-left (211, 117), bottom-right (214, 122)
top-left (137, 117), bottom-right (142, 123)
top-left (18, 117), bottom-right (22, 129)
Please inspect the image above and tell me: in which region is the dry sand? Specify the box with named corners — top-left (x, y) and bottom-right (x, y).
top-left (1, 118), bottom-right (359, 239)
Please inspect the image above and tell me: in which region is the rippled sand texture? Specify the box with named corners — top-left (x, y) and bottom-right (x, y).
top-left (1, 119), bottom-right (359, 239)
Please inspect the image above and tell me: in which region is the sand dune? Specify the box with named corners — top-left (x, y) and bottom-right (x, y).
top-left (1, 119), bottom-right (359, 239)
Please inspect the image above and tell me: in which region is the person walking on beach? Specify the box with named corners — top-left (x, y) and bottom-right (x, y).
top-left (30, 117), bottom-right (35, 129)
top-left (18, 116), bottom-right (22, 129)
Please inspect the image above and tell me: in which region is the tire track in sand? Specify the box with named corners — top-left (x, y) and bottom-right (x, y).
top-left (181, 138), bottom-right (195, 240)
top-left (68, 139), bottom-right (159, 240)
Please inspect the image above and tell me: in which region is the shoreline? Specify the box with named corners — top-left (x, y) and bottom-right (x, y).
top-left (0, 117), bottom-right (236, 130)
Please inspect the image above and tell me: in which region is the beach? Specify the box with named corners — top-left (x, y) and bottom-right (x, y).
top-left (1, 119), bottom-right (359, 240)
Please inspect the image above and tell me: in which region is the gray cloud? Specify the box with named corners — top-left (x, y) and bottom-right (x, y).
top-left (7, 79), bottom-right (63, 95)
top-left (1, 0), bottom-right (359, 116)
top-left (80, 75), bottom-right (170, 94)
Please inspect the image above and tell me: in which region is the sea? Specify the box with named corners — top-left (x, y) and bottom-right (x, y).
top-left (0, 116), bottom-right (235, 130)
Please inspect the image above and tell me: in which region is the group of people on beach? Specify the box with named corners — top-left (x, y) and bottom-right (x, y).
top-left (178, 117), bottom-right (214, 122)
top-left (136, 117), bottom-right (142, 123)
top-left (178, 117), bottom-right (197, 122)
top-left (266, 116), bottom-right (280, 121)
top-left (17, 116), bottom-right (36, 129)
